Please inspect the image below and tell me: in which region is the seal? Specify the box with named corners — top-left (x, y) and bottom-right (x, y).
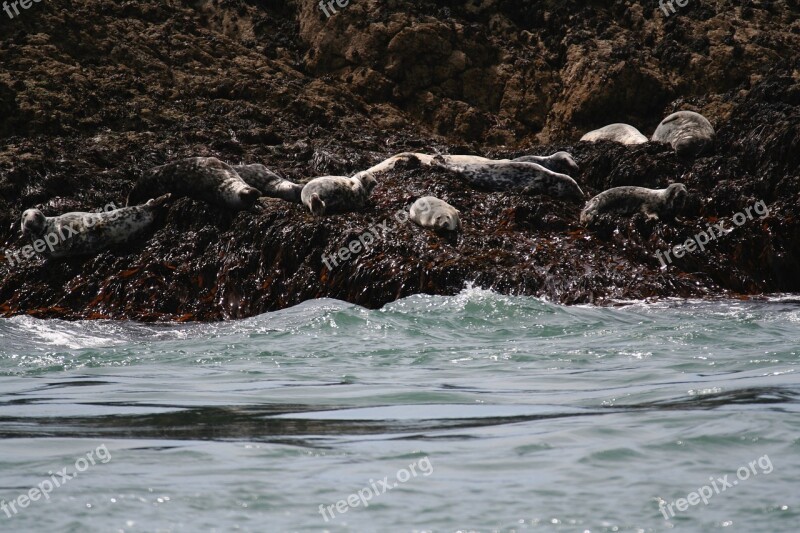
top-left (233, 164), bottom-right (304, 204)
top-left (511, 151), bottom-right (580, 176)
top-left (20, 194), bottom-right (172, 258)
top-left (580, 183), bottom-right (688, 226)
top-left (300, 173), bottom-right (377, 216)
top-left (127, 157), bottom-right (261, 210)
top-left (354, 152), bottom-right (583, 199)
top-left (357, 151), bottom-right (579, 179)
top-left (353, 152), bottom-right (436, 179)
top-left (409, 196), bottom-right (462, 232)
top-left (580, 123), bottom-right (648, 145)
top-left (434, 156), bottom-right (585, 200)
top-left (652, 111), bottom-right (715, 157)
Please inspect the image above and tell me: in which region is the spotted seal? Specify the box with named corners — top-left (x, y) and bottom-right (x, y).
top-left (580, 184), bottom-right (688, 226)
top-left (19, 194), bottom-right (172, 259)
top-left (233, 164), bottom-right (304, 204)
top-left (356, 151), bottom-right (579, 179)
top-left (409, 196), bottom-right (462, 232)
top-left (510, 151), bottom-right (580, 176)
top-left (353, 152), bottom-right (436, 179)
top-left (127, 157), bottom-right (261, 210)
top-left (434, 156), bottom-right (584, 200)
top-left (652, 111), bottom-right (715, 157)
top-left (355, 152), bottom-right (583, 199)
top-left (580, 123), bottom-right (648, 145)
top-left (300, 173), bottom-right (377, 216)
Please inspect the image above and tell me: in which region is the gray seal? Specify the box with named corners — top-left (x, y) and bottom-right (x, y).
top-left (510, 151), bottom-right (580, 176)
top-left (580, 184), bottom-right (688, 226)
top-left (434, 156), bottom-right (584, 200)
top-left (300, 173), bottom-right (377, 216)
top-left (355, 152), bottom-right (583, 200)
top-left (356, 151), bottom-right (579, 179)
top-left (353, 152), bottom-right (436, 179)
top-left (409, 196), bottom-right (462, 231)
top-left (652, 111), bottom-right (715, 157)
top-left (580, 123), bottom-right (648, 145)
top-left (20, 194), bottom-right (172, 258)
top-left (233, 164), bottom-right (304, 204)
top-left (128, 157), bottom-right (261, 210)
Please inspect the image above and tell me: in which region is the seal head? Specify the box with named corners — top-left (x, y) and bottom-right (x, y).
top-left (21, 209), bottom-right (47, 239)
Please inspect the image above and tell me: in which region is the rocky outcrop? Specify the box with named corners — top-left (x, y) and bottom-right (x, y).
top-left (0, 0), bottom-right (798, 320)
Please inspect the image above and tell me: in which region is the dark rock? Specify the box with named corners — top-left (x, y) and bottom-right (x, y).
top-left (0, 0), bottom-right (798, 320)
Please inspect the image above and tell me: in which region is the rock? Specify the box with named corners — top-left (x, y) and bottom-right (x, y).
top-left (0, 0), bottom-right (798, 320)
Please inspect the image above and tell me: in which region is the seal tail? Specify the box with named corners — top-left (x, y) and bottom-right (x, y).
top-left (579, 198), bottom-right (598, 225)
top-left (128, 186), bottom-right (169, 207)
top-left (279, 182), bottom-right (304, 204)
top-left (144, 193), bottom-right (173, 209)
top-left (356, 152), bottom-right (433, 179)
top-left (240, 187), bottom-right (262, 209)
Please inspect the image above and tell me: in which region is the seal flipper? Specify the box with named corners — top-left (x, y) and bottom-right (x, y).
top-left (309, 193), bottom-right (326, 216)
top-left (143, 193), bottom-right (173, 209)
top-left (240, 186), bottom-right (262, 209)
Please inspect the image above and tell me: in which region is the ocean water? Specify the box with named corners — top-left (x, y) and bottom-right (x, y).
top-left (0, 289), bottom-right (797, 532)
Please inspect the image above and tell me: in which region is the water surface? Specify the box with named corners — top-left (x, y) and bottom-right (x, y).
top-left (0, 289), bottom-right (798, 532)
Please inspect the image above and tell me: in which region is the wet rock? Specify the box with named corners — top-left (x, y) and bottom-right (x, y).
top-left (0, 0), bottom-right (798, 320)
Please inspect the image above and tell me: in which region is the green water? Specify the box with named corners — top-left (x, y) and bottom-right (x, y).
top-left (0, 289), bottom-right (798, 532)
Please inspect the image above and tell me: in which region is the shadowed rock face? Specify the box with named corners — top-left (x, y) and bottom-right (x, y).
top-left (0, 0), bottom-right (798, 321)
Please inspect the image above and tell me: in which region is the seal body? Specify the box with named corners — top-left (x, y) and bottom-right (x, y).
top-left (20, 194), bottom-right (172, 258)
top-left (429, 154), bottom-right (577, 171)
top-left (300, 174), bottom-right (377, 215)
top-left (355, 152), bottom-right (581, 199)
top-left (233, 164), bottom-right (303, 204)
top-left (580, 123), bottom-right (648, 145)
top-left (580, 184), bottom-right (688, 225)
top-left (128, 157), bottom-right (261, 210)
top-left (652, 111), bottom-right (715, 157)
top-left (409, 196), bottom-right (462, 232)
top-left (359, 151), bottom-right (579, 179)
top-left (435, 157), bottom-right (584, 200)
